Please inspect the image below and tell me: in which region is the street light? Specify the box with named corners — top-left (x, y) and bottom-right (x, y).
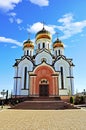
top-left (1, 89), bottom-right (6, 108)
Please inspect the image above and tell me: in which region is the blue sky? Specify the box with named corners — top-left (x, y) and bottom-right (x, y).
top-left (0, 0), bottom-right (86, 94)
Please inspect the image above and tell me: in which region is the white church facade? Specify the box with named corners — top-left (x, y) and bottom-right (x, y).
top-left (13, 26), bottom-right (74, 97)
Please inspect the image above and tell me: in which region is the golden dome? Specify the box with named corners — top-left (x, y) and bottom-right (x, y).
top-left (23, 39), bottom-right (34, 49)
top-left (53, 38), bottom-right (64, 48)
top-left (35, 27), bottom-right (51, 42)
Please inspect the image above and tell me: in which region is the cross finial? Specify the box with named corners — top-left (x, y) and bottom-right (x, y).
top-left (55, 32), bottom-right (59, 39)
top-left (42, 21), bottom-right (45, 29)
top-left (28, 32), bottom-right (31, 40)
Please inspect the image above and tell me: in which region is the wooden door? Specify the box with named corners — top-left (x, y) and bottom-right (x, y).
top-left (39, 85), bottom-right (49, 96)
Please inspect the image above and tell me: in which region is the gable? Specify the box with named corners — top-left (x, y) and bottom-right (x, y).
top-left (35, 50), bottom-right (53, 65)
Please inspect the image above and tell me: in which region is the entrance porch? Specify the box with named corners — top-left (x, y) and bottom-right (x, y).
top-left (29, 62), bottom-right (59, 97)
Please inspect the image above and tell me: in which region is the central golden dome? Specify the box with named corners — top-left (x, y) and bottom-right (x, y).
top-left (35, 27), bottom-right (51, 41)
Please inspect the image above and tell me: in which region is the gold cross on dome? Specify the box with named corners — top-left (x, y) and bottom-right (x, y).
top-left (28, 32), bottom-right (31, 40)
top-left (41, 21), bottom-right (46, 29)
top-left (55, 32), bottom-right (59, 38)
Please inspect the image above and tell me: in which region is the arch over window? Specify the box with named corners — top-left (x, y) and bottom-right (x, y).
top-left (39, 79), bottom-right (49, 84)
top-left (41, 58), bottom-right (47, 63)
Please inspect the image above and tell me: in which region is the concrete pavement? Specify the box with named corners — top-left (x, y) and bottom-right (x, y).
top-left (0, 109), bottom-right (86, 130)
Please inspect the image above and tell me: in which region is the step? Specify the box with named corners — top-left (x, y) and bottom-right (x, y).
top-left (11, 100), bottom-right (78, 110)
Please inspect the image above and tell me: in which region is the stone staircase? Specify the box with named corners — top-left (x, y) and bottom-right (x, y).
top-left (11, 97), bottom-right (79, 110)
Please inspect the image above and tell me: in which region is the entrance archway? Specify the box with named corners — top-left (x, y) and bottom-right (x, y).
top-left (39, 79), bottom-right (49, 96)
top-left (29, 63), bottom-right (59, 97)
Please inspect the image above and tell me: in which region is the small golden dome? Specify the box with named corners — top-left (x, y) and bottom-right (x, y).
top-left (35, 27), bottom-right (51, 42)
top-left (53, 38), bottom-right (64, 48)
top-left (23, 39), bottom-right (34, 49)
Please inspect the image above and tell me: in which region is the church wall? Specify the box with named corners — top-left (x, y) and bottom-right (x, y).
top-left (24, 48), bottom-right (34, 56)
top-left (54, 47), bottom-right (64, 56)
top-left (54, 59), bottom-right (72, 95)
top-left (21, 90), bottom-right (29, 95)
top-left (36, 38), bottom-right (51, 50)
top-left (35, 51), bottom-right (52, 65)
top-left (59, 89), bottom-right (70, 95)
top-left (13, 59), bottom-right (33, 96)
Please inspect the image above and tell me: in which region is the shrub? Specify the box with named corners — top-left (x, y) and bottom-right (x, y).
top-left (70, 97), bottom-right (74, 104)
top-left (74, 95), bottom-right (85, 104)
top-left (80, 96), bottom-right (83, 104)
top-left (74, 95), bottom-right (80, 105)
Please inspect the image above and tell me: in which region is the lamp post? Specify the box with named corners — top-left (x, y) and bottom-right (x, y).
top-left (1, 89), bottom-right (6, 108)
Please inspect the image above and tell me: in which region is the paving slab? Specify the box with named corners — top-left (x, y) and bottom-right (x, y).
top-left (0, 109), bottom-right (86, 130)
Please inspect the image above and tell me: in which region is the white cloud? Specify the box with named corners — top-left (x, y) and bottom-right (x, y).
top-left (29, 0), bottom-right (49, 6)
top-left (9, 17), bottom-right (14, 23)
top-left (8, 12), bottom-right (16, 17)
top-left (11, 46), bottom-right (17, 48)
top-left (8, 14), bottom-right (23, 24)
top-left (27, 22), bottom-right (55, 35)
top-left (27, 22), bottom-right (43, 33)
top-left (0, 36), bottom-right (22, 46)
top-left (18, 26), bottom-right (25, 31)
top-left (16, 18), bottom-right (23, 24)
top-left (0, 0), bottom-right (22, 12)
top-left (58, 13), bottom-right (74, 24)
top-left (27, 16), bottom-right (86, 40)
top-left (57, 13), bottom-right (86, 40)
top-left (17, 13), bottom-right (86, 41)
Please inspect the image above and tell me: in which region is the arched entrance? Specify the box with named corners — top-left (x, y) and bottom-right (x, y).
top-left (39, 79), bottom-right (49, 96)
top-left (29, 62), bottom-right (59, 97)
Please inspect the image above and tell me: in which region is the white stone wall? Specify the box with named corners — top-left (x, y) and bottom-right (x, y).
top-left (35, 51), bottom-right (52, 65)
top-left (54, 47), bottom-right (64, 56)
top-left (13, 58), bottom-right (33, 96)
top-left (24, 48), bottom-right (34, 56)
top-left (21, 90), bottom-right (29, 96)
top-left (54, 59), bottom-right (72, 95)
top-left (36, 38), bottom-right (51, 50)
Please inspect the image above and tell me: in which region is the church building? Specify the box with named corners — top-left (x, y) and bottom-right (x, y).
top-left (13, 26), bottom-right (74, 97)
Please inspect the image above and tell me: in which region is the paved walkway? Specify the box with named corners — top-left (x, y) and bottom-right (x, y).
top-left (0, 109), bottom-right (86, 130)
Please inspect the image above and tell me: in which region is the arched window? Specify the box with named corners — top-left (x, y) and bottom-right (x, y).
top-left (58, 50), bottom-right (61, 55)
top-left (27, 50), bottom-right (29, 55)
top-left (30, 50), bottom-right (32, 56)
top-left (38, 43), bottom-right (40, 49)
top-left (56, 50), bottom-right (57, 56)
top-left (24, 67), bottom-right (27, 89)
top-left (60, 66), bottom-right (64, 89)
top-left (43, 43), bottom-right (45, 48)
